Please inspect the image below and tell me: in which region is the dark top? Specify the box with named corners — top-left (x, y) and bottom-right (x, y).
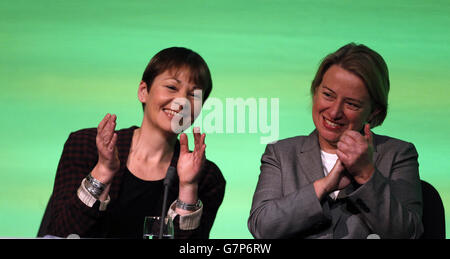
top-left (103, 168), bottom-right (165, 238)
top-left (46, 126), bottom-right (226, 238)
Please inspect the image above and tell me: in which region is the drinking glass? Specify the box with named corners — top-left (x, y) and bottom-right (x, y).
top-left (143, 216), bottom-right (174, 239)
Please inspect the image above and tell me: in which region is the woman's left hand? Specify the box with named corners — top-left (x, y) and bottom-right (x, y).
top-left (176, 127), bottom-right (206, 205)
top-left (336, 124), bottom-right (375, 184)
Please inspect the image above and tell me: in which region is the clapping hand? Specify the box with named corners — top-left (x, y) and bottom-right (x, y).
top-left (314, 124), bottom-right (375, 200)
top-left (336, 123), bottom-right (375, 184)
top-left (177, 127), bottom-right (206, 187)
top-left (176, 127), bottom-right (206, 210)
top-left (93, 113), bottom-right (120, 185)
top-left (315, 158), bottom-right (352, 200)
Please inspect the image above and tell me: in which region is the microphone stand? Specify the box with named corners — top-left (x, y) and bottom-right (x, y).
top-left (159, 166), bottom-right (176, 239)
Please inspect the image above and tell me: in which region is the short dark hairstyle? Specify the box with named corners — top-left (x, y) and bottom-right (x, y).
top-left (141, 47), bottom-right (212, 110)
top-left (311, 43), bottom-right (390, 128)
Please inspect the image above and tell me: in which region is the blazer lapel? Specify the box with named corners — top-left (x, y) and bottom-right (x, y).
top-left (372, 132), bottom-right (379, 167)
top-left (297, 130), bottom-right (326, 184)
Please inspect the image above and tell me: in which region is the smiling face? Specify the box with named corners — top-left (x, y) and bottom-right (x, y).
top-left (312, 65), bottom-right (376, 152)
top-left (138, 67), bottom-right (203, 135)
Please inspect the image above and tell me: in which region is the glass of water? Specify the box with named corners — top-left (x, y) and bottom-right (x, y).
top-left (143, 216), bottom-right (174, 239)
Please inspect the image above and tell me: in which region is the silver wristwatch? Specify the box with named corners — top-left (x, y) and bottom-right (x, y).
top-left (84, 173), bottom-right (106, 199)
top-left (175, 199), bottom-right (202, 211)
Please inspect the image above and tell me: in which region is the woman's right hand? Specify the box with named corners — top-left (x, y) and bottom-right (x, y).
top-left (314, 159), bottom-right (351, 200)
top-left (92, 113), bottom-right (120, 185)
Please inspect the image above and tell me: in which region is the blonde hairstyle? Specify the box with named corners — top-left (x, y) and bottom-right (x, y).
top-left (311, 43), bottom-right (390, 128)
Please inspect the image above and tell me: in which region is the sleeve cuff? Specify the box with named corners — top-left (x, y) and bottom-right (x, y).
top-left (346, 169), bottom-right (385, 213)
top-left (77, 178), bottom-right (110, 211)
top-left (167, 200), bottom-right (203, 230)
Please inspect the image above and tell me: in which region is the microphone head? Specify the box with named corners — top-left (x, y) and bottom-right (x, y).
top-left (163, 166), bottom-right (177, 186)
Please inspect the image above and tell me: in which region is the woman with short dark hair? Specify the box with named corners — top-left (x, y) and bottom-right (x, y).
top-left (44, 47), bottom-right (226, 238)
top-left (248, 43), bottom-right (423, 239)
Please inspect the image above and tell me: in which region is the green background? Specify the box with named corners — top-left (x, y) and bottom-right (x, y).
top-left (1, 0), bottom-right (449, 238)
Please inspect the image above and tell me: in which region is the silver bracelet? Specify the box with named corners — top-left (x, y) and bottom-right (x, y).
top-left (84, 180), bottom-right (102, 199)
top-left (176, 199), bottom-right (202, 211)
top-left (84, 173), bottom-right (106, 199)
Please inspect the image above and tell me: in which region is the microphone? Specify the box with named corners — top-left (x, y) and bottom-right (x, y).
top-left (159, 166), bottom-right (177, 239)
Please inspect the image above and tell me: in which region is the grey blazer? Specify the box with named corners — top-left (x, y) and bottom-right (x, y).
top-left (248, 130), bottom-right (423, 239)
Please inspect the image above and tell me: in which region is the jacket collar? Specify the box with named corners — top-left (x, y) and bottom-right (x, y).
top-left (297, 130), bottom-right (325, 184)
